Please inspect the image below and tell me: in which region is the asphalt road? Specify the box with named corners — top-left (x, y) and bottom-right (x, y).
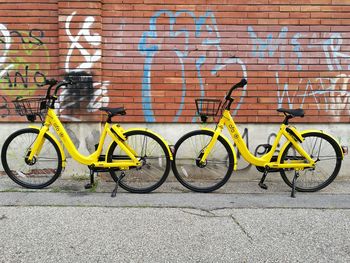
top-left (1, 176), bottom-right (350, 262)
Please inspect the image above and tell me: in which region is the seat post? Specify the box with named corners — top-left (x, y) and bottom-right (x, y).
top-left (106, 114), bottom-right (112, 123)
top-left (283, 114), bottom-right (293, 125)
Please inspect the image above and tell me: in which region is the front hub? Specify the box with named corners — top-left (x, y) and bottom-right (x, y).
top-left (25, 156), bottom-right (37, 165)
top-left (196, 152), bottom-right (207, 168)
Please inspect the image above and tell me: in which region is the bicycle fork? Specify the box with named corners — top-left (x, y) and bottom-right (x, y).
top-left (198, 126), bottom-right (224, 166)
top-left (26, 126), bottom-right (49, 163)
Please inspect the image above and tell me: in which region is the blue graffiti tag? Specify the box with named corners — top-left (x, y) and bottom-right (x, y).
top-left (139, 10), bottom-right (247, 122)
top-left (248, 26), bottom-right (288, 67)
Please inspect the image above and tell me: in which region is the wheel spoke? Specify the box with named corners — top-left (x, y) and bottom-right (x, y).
top-left (172, 130), bottom-right (233, 192)
top-left (2, 129), bottom-right (62, 189)
top-left (280, 132), bottom-right (341, 192)
top-left (108, 131), bottom-right (170, 193)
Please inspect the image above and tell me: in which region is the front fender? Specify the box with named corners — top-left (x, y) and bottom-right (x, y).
top-left (29, 125), bottom-right (67, 168)
top-left (201, 128), bottom-right (237, 170)
top-left (106, 128), bottom-right (173, 160)
top-left (277, 129), bottom-right (344, 162)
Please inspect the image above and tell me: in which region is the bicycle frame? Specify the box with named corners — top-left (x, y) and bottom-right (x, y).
top-left (27, 108), bottom-right (141, 169)
top-left (200, 110), bottom-right (316, 170)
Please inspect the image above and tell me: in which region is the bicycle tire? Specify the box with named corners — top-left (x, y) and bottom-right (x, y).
top-left (280, 131), bottom-right (342, 192)
top-left (172, 130), bottom-right (234, 193)
top-left (1, 128), bottom-right (62, 189)
top-left (107, 129), bottom-right (171, 193)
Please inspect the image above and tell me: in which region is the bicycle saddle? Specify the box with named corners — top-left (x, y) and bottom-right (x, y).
top-left (99, 107), bottom-right (126, 116)
top-left (277, 108), bottom-right (304, 117)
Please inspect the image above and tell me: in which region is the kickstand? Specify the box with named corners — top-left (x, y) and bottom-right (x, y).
top-left (291, 171), bottom-right (299, 198)
top-left (258, 169), bottom-right (269, 190)
top-left (111, 171), bottom-right (126, 197)
top-left (85, 169), bottom-right (95, 189)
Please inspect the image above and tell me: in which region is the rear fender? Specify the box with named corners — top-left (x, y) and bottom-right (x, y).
top-left (277, 129), bottom-right (344, 162)
top-left (106, 128), bottom-right (173, 161)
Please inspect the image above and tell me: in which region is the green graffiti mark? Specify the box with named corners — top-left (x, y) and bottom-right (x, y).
top-left (0, 30), bottom-right (50, 97)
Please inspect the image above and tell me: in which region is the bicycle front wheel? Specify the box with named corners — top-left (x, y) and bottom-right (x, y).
top-left (1, 128), bottom-right (62, 189)
top-left (107, 130), bottom-right (171, 193)
top-left (172, 130), bottom-right (234, 192)
top-left (280, 132), bottom-right (342, 192)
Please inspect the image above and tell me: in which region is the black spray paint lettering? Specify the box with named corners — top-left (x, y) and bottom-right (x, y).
top-left (1, 65), bottom-right (47, 88)
top-left (0, 96), bottom-right (9, 118)
top-left (60, 71), bottom-right (94, 110)
top-left (7, 29), bottom-right (44, 46)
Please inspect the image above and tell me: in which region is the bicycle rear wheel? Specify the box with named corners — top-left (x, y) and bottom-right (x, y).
top-left (1, 128), bottom-right (62, 189)
top-left (280, 132), bottom-right (342, 192)
top-left (172, 130), bottom-right (234, 192)
top-left (107, 130), bottom-right (171, 193)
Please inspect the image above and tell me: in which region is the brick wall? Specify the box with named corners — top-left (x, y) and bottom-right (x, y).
top-left (0, 0), bottom-right (349, 123)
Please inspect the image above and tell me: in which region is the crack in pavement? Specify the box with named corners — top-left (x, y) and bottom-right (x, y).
top-left (180, 208), bottom-right (217, 217)
top-left (231, 215), bottom-right (253, 243)
top-left (180, 208), bottom-right (254, 244)
top-left (0, 214), bottom-right (8, 220)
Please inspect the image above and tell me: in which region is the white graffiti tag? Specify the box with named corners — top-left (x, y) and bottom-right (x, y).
top-left (0, 24), bottom-right (11, 66)
top-left (62, 12), bottom-right (109, 121)
top-left (322, 33), bottom-right (350, 71)
top-left (65, 11), bottom-right (101, 72)
top-left (0, 24), bottom-right (12, 77)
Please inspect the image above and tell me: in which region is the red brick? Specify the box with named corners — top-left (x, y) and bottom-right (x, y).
top-left (0, 0), bottom-right (349, 123)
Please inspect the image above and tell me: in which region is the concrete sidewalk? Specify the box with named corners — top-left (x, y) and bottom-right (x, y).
top-left (1, 174), bottom-right (350, 209)
top-left (1, 175), bottom-right (350, 262)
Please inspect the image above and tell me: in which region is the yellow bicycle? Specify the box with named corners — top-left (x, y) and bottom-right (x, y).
top-left (1, 78), bottom-right (173, 195)
top-left (172, 79), bottom-right (345, 197)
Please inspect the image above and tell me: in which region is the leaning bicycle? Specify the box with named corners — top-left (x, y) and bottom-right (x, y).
top-left (171, 79), bottom-right (346, 197)
top-left (1, 78), bottom-right (172, 195)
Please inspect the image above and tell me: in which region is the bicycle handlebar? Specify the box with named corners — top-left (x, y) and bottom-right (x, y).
top-left (225, 78), bottom-right (247, 100)
top-left (45, 78), bottom-right (58, 86)
top-left (45, 78), bottom-right (75, 99)
top-left (223, 78), bottom-right (247, 111)
top-left (53, 80), bottom-right (74, 96)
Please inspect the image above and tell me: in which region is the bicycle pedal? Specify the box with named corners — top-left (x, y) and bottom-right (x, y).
top-left (258, 182), bottom-right (268, 190)
top-left (84, 183), bottom-right (93, 189)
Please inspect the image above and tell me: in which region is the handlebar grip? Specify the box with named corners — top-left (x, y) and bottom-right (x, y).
top-left (236, 78), bottom-right (247, 88)
top-left (53, 79), bottom-right (76, 96)
top-left (45, 78), bottom-right (58, 86)
top-left (232, 78), bottom-right (247, 89)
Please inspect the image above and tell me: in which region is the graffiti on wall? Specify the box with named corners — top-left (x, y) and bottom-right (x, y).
top-left (138, 11), bottom-right (350, 122)
top-left (0, 95), bottom-right (9, 118)
top-left (0, 7), bottom-right (349, 122)
top-left (139, 10), bottom-right (247, 122)
top-left (62, 12), bottom-right (109, 121)
top-left (248, 26), bottom-right (350, 118)
top-left (0, 24), bottom-right (49, 101)
top-left (0, 24), bottom-right (10, 67)
top-left (65, 11), bottom-right (101, 72)
top-left (276, 73), bottom-right (350, 118)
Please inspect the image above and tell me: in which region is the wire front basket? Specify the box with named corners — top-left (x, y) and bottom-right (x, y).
top-left (13, 97), bottom-right (48, 122)
top-left (195, 98), bottom-right (222, 123)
